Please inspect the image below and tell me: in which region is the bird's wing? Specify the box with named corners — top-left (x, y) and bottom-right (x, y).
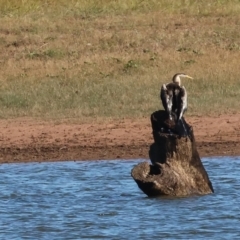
top-left (160, 84), bottom-right (172, 115)
top-left (160, 84), bottom-right (168, 111)
top-left (177, 86), bottom-right (187, 120)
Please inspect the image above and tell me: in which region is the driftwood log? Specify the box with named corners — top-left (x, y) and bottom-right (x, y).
top-left (131, 110), bottom-right (214, 197)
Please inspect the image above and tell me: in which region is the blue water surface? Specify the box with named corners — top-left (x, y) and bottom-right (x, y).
top-left (0, 157), bottom-right (240, 239)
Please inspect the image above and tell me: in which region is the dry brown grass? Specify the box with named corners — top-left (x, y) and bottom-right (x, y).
top-left (0, 1), bottom-right (240, 120)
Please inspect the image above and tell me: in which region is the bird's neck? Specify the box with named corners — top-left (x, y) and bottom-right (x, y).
top-left (173, 76), bottom-right (181, 86)
top-left (174, 80), bottom-right (181, 86)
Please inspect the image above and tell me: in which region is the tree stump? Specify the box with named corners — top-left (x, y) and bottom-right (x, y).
top-left (131, 110), bottom-right (214, 197)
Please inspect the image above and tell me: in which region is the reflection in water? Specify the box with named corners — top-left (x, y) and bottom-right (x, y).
top-left (0, 157), bottom-right (240, 239)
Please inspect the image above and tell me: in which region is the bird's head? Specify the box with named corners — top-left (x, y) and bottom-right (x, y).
top-left (172, 73), bottom-right (193, 86)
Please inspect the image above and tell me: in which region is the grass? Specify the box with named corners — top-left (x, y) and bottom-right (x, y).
top-left (0, 0), bottom-right (240, 121)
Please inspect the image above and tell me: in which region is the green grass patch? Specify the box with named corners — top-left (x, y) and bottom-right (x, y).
top-left (0, 73), bottom-right (239, 120)
top-left (1, 0), bottom-right (240, 17)
top-left (0, 1), bottom-right (240, 120)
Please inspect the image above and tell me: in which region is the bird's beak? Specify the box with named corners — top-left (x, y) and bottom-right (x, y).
top-left (185, 75), bottom-right (193, 79)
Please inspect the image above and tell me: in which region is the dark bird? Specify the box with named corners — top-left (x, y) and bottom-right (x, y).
top-left (160, 73), bottom-right (193, 122)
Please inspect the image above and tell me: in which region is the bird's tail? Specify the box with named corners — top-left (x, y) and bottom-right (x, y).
top-left (176, 117), bottom-right (188, 136)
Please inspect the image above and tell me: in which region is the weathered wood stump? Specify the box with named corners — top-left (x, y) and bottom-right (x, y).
top-left (131, 110), bottom-right (214, 197)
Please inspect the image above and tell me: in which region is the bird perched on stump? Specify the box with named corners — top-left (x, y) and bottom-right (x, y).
top-left (160, 73), bottom-right (193, 122)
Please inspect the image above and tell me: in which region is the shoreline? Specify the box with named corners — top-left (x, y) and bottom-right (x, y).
top-left (0, 114), bottom-right (240, 163)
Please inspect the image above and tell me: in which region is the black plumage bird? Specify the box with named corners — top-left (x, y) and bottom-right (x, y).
top-left (160, 73), bottom-right (193, 122)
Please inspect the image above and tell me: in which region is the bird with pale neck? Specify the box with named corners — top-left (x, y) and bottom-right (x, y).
top-left (160, 73), bottom-right (193, 122)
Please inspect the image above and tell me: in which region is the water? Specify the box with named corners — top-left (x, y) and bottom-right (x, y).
top-left (0, 157), bottom-right (240, 239)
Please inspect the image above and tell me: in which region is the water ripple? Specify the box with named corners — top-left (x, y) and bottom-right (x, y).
top-left (0, 157), bottom-right (240, 239)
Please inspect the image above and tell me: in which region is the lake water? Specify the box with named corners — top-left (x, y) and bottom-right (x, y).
top-left (0, 157), bottom-right (240, 239)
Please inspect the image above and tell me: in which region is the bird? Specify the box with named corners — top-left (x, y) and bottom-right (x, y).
top-left (160, 73), bottom-right (193, 122)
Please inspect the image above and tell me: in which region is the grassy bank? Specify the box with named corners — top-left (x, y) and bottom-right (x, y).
top-left (0, 1), bottom-right (240, 121)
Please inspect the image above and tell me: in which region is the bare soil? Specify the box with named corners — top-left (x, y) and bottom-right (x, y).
top-left (0, 114), bottom-right (240, 163)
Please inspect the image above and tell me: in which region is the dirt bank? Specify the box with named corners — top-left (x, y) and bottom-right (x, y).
top-left (0, 114), bottom-right (240, 163)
